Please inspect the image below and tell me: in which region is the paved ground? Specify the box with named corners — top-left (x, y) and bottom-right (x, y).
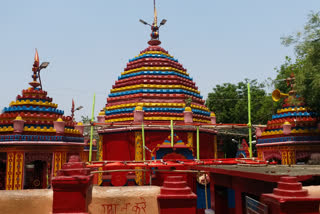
top-left (198, 164), bottom-right (320, 177)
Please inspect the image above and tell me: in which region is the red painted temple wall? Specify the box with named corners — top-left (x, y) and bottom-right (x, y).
top-left (102, 131), bottom-right (216, 161)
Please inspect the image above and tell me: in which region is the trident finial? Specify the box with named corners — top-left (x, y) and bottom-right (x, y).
top-left (29, 49), bottom-right (50, 89)
top-left (139, 0), bottom-right (167, 46)
top-left (29, 49), bottom-right (41, 88)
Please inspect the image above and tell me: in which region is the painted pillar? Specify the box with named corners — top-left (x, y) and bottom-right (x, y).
top-left (5, 152), bottom-right (24, 190)
top-left (287, 150), bottom-right (296, 165)
top-left (213, 135), bottom-right (218, 159)
top-left (13, 152), bottom-right (24, 190)
top-left (135, 131), bottom-right (143, 185)
top-left (80, 151), bottom-right (89, 162)
top-left (281, 150), bottom-right (288, 165)
top-left (61, 152), bottom-right (67, 166)
top-left (257, 150), bottom-right (263, 160)
top-left (97, 136), bottom-right (103, 186)
top-left (53, 152), bottom-right (67, 177)
top-left (187, 132), bottom-right (193, 155)
top-left (5, 152), bottom-right (14, 190)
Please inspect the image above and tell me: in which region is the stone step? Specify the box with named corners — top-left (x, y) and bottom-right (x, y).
top-left (163, 180), bottom-right (187, 188)
top-left (165, 176), bottom-right (185, 182)
top-left (160, 187), bottom-right (192, 195)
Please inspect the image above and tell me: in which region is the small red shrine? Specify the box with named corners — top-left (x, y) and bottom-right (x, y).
top-left (97, 4), bottom-right (218, 185)
top-left (256, 74), bottom-right (320, 164)
top-left (0, 50), bottom-right (87, 190)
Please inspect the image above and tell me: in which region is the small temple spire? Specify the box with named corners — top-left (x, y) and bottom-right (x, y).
top-left (139, 0), bottom-right (167, 46)
top-left (29, 49), bottom-right (41, 88)
top-left (71, 99), bottom-right (75, 120)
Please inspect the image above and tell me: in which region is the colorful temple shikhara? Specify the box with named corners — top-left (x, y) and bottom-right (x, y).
top-left (97, 5), bottom-right (218, 185)
top-left (0, 50), bottom-right (90, 190)
top-left (256, 74), bottom-right (320, 164)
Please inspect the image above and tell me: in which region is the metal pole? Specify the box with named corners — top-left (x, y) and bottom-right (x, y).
top-left (142, 122), bottom-right (146, 161)
top-left (170, 120), bottom-right (174, 147)
top-left (197, 126), bottom-right (200, 160)
top-left (89, 93), bottom-right (96, 162)
top-left (247, 83), bottom-right (252, 158)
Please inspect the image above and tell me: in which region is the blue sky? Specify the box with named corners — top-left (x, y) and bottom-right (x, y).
top-left (1, 0), bottom-right (319, 121)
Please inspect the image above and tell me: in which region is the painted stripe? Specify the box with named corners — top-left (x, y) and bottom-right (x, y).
top-left (122, 67), bottom-right (187, 76)
top-left (118, 71), bottom-right (192, 80)
top-left (109, 89), bottom-right (202, 99)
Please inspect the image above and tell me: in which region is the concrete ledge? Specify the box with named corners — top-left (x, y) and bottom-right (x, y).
top-left (0, 189), bottom-right (53, 214)
top-left (89, 186), bottom-right (161, 214)
top-left (0, 186), bottom-right (161, 214)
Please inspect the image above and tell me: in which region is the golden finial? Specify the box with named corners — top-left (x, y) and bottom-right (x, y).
top-left (29, 49), bottom-right (50, 89)
top-left (34, 48), bottom-right (39, 64)
top-left (153, 0), bottom-right (157, 27)
top-left (139, 0), bottom-right (167, 46)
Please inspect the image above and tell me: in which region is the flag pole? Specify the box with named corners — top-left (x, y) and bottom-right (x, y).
top-left (170, 120), bottom-right (174, 147)
top-left (197, 126), bottom-right (200, 160)
top-left (89, 93), bottom-right (96, 162)
top-left (247, 83), bottom-right (252, 158)
top-left (142, 122), bottom-right (145, 161)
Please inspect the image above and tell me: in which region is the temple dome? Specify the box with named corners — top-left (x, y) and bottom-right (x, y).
top-left (0, 87), bottom-right (83, 142)
top-left (258, 94), bottom-right (320, 144)
top-left (102, 45), bottom-right (211, 123)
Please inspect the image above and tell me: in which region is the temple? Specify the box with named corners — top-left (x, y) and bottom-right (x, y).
top-left (1, 2), bottom-right (320, 214)
top-left (256, 74), bottom-right (320, 164)
top-left (97, 2), bottom-right (218, 185)
top-left (0, 50), bottom-right (89, 190)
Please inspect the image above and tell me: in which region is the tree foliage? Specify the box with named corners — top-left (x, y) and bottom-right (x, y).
top-left (276, 11), bottom-right (320, 112)
top-left (81, 115), bottom-right (99, 141)
top-left (206, 79), bottom-right (274, 124)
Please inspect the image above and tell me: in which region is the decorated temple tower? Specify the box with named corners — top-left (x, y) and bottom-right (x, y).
top-left (0, 50), bottom-right (86, 190)
top-left (97, 3), bottom-right (218, 186)
top-left (256, 74), bottom-right (320, 164)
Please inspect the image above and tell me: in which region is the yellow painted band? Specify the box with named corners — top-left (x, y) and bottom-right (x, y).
top-left (64, 128), bottom-right (81, 134)
top-left (110, 84), bottom-right (199, 94)
top-left (0, 126), bottom-right (14, 132)
top-left (23, 126), bottom-right (56, 132)
top-left (136, 51), bottom-right (173, 58)
top-left (105, 117), bottom-right (134, 122)
top-left (106, 102), bottom-right (186, 110)
top-left (190, 104), bottom-right (209, 111)
top-left (106, 102), bottom-right (208, 112)
top-left (193, 118), bottom-right (211, 123)
top-left (10, 100), bottom-right (58, 108)
top-left (104, 117), bottom-right (210, 123)
top-left (277, 107), bottom-right (307, 114)
top-left (144, 117), bottom-right (184, 121)
top-left (121, 67), bottom-right (188, 76)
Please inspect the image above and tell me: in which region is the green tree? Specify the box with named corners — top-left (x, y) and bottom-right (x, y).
top-left (81, 115), bottom-right (99, 141)
top-left (206, 79), bottom-right (274, 124)
top-left (276, 11), bottom-right (320, 112)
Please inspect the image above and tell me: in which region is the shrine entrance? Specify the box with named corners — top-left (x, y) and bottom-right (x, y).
top-left (0, 152), bottom-right (6, 190)
top-left (24, 153), bottom-right (52, 189)
top-left (151, 134), bottom-right (194, 186)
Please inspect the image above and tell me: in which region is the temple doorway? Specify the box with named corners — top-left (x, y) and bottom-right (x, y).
top-left (24, 160), bottom-right (50, 189)
top-left (24, 153), bottom-right (52, 189)
top-left (0, 152), bottom-right (6, 190)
